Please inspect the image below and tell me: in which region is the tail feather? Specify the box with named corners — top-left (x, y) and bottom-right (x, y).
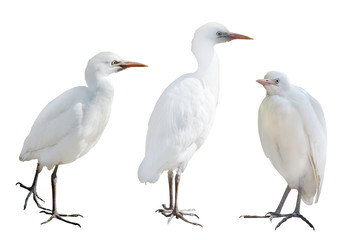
top-left (138, 157), bottom-right (162, 184)
top-left (19, 151), bottom-right (31, 162)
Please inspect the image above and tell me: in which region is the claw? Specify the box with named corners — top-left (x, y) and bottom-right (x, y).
top-left (275, 213), bottom-right (315, 230)
top-left (40, 211), bottom-right (82, 227)
top-left (17, 164), bottom-right (46, 211)
top-left (167, 215), bottom-right (175, 224)
top-left (156, 206), bottom-right (202, 227)
top-left (16, 181), bottom-right (49, 211)
top-left (162, 204), bottom-right (173, 211)
top-left (35, 191), bottom-right (45, 203)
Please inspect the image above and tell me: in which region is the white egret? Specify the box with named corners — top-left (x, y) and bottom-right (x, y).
top-left (17, 52), bottom-right (147, 227)
top-left (138, 22), bottom-right (252, 226)
top-left (241, 71), bottom-right (327, 230)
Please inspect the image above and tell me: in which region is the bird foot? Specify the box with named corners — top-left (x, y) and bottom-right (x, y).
top-left (265, 211), bottom-right (283, 222)
top-left (274, 212), bottom-right (315, 230)
top-left (240, 211), bottom-right (281, 221)
top-left (240, 211), bottom-right (314, 230)
top-left (16, 182), bottom-right (50, 211)
top-left (40, 210), bottom-right (83, 227)
top-left (160, 203), bottom-right (173, 211)
top-left (156, 207), bottom-right (202, 227)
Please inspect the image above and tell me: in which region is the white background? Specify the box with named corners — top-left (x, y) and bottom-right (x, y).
top-left (1, 0), bottom-right (349, 239)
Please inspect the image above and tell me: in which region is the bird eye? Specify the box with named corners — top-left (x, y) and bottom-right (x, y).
top-left (275, 78), bottom-right (280, 83)
top-left (111, 60), bottom-right (120, 65)
top-left (216, 31), bottom-right (223, 36)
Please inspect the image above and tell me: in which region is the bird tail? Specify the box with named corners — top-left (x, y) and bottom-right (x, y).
top-left (138, 157), bottom-right (162, 184)
top-left (301, 195), bottom-right (314, 206)
top-left (19, 151), bottom-right (31, 162)
top-left (314, 177), bottom-right (324, 204)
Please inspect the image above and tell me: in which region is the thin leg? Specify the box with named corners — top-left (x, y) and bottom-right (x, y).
top-left (275, 186), bottom-right (291, 214)
top-left (265, 185), bottom-right (291, 220)
top-left (156, 170), bottom-right (174, 214)
top-left (16, 163), bottom-right (49, 211)
top-left (241, 185), bottom-right (315, 230)
top-left (163, 171), bottom-right (174, 210)
top-left (240, 185), bottom-right (291, 219)
top-left (156, 170), bottom-right (202, 227)
top-left (40, 165), bottom-right (83, 227)
top-left (275, 185), bottom-right (315, 230)
top-left (172, 170), bottom-right (201, 226)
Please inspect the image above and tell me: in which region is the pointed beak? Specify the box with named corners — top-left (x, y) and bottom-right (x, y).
top-left (256, 79), bottom-right (273, 86)
top-left (227, 33), bottom-right (253, 40)
top-left (120, 61), bottom-right (148, 69)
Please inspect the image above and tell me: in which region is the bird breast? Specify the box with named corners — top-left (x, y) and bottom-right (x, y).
top-left (78, 89), bottom-right (114, 157)
top-left (258, 95), bottom-right (310, 187)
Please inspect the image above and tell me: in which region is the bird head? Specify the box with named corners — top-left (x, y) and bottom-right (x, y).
top-left (257, 71), bottom-right (291, 96)
top-left (192, 22), bottom-right (253, 46)
top-left (86, 52), bottom-right (147, 76)
top-left (85, 52), bottom-right (147, 88)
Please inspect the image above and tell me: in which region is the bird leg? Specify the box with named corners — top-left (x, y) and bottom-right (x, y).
top-left (156, 170), bottom-right (174, 212)
top-left (240, 185), bottom-right (315, 230)
top-left (16, 163), bottom-right (49, 211)
top-left (266, 185), bottom-right (291, 220)
top-left (40, 165), bottom-right (83, 227)
top-left (240, 185), bottom-right (291, 220)
top-left (274, 186), bottom-right (315, 230)
top-left (156, 170), bottom-right (202, 227)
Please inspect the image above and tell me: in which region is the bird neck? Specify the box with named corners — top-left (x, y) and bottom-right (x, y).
top-left (85, 72), bottom-right (115, 99)
top-left (192, 41), bottom-right (220, 101)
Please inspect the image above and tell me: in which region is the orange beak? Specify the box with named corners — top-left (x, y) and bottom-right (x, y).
top-left (121, 61), bottom-right (148, 69)
top-left (256, 79), bottom-right (274, 86)
top-left (227, 33), bottom-right (253, 40)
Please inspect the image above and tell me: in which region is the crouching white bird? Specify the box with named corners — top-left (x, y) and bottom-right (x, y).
top-left (241, 71), bottom-right (327, 230)
top-left (17, 52), bottom-right (147, 227)
top-left (138, 22), bottom-right (252, 226)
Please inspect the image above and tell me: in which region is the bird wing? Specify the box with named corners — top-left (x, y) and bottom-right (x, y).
top-left (20, 86), bottom-right (91, 161)
top-left (258, 89), bottom-right (327, 204)
top-left (138, 75), bottom-right (215, 183)
top-left (295, 88), bottom-right (327, 202)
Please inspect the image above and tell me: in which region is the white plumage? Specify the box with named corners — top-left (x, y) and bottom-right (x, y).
top-left (138, 75), bottom-right (217, 183)
top-left (138, 22), bottom-right (252, 226)
top-left (242, 71), bottom-right (326, 230)
top-left (17, 52), bottom-right (146, 227)
top-left (258, 71), bottom-right (326, 205)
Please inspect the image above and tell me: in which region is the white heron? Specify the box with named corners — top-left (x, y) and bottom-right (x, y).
top-left (17, 52), bottom-right (147, 227)
top-left (241, 71), bottom-right (327, 230)
top-left (137, 22), bottom-right (252, 226)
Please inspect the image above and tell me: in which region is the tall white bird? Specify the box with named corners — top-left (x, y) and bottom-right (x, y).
top-left (17, 52), bottom-right (147, 227)
top-left (241, 71), bottom-right (327, 230)
top-left (138, 22), bottom-right (252, 226)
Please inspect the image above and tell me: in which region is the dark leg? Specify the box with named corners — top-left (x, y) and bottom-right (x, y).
top-left (163, 171), bottom-right (174, 210)
top-left (156, 171), bottom-right (174, 214)
top-left (40, 165), bottom-right (83, 227)
top-left (240, 185), bottom-right (291, 219)
top-left (274, 186), bottom-right (315, 230)
top-left (266, 185), bottom-right (291, 219)
top-left (172, 170), bottom-right (202, 226)
top-left (16, 163), bottom-right (49, 211)
top-left (156, 170), bottom-right (202, 227)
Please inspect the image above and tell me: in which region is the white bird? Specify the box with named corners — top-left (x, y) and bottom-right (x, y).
top-left (138, 22), bottom-right (252, 226)
top-left (241, 71), bottom-right (327, 230)
top-left (17, 52), bottom-right (147, 227)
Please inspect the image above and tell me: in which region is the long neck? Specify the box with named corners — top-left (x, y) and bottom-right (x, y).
top-left (85, 70), bottom-right (115, 100)
top-left (85, 72), bottom-right (114, 111)
top-left (84, 71), bottom-right (115, 131)
top-left (192, 39), bottom-right (220, 102)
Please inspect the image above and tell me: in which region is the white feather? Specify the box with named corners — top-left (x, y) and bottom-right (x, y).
top-left (138, 75), bottom-right (216, 183)
top-left (19, 52), bottom-right (145, 170)
top-left (258, 71), bottom-right (327, 205)
top-left (138, 22), bottom-right (251, 183)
